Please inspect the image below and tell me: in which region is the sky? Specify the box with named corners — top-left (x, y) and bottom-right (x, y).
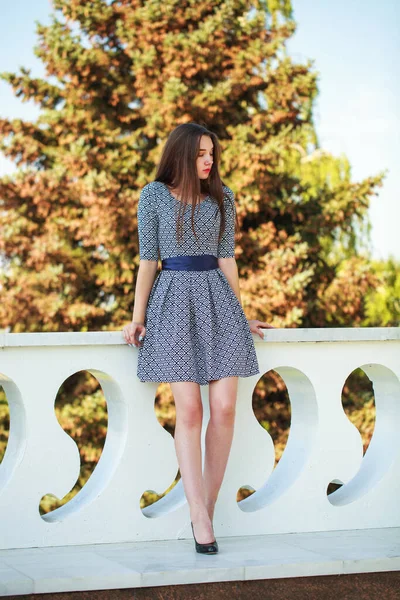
top-left (0, 0), bottom-right (399, 261)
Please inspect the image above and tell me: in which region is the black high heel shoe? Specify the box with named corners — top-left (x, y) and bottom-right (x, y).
top-left (191, 521), bottom-right (219, 554)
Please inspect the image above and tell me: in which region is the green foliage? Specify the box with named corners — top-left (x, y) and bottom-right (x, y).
top-left (363, 258), bottom-right (400, 327)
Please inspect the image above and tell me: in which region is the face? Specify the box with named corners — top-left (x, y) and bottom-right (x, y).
top-left (196, 135), bottom-right (214, 180)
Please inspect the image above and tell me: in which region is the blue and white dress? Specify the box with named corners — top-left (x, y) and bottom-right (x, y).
top-left (136, 180), bottom-right (260, 385)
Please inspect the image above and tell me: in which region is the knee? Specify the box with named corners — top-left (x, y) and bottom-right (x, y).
top-left (176, 399), bottom-right (203, 429)
top-left (210, 400), bottom-right (236, 426)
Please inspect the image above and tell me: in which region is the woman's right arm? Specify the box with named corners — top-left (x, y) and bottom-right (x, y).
top-left (132, 260), bottom-right (159, 324)
top-left (123, 184), bottom-right (159, 347)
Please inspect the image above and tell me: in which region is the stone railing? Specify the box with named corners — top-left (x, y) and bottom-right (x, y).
top-left (0, 328), bottom-right (399, 550)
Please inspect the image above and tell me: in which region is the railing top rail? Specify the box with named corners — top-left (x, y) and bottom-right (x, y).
top-left (0, 327), bottom-right (399, 348)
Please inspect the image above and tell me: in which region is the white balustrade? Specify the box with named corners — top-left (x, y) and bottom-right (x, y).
top-left (0, 328), bottom-right (399, 550)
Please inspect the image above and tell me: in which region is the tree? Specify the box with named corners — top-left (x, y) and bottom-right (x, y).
top-left (0, 0), bottom-right (383, 332)
top-left (0, 1), bottom-right (387, 510)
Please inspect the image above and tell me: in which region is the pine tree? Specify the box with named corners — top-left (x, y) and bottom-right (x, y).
top-left (0, 0), bottom-right (383, 332)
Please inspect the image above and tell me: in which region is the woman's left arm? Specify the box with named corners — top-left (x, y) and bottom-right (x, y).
top-left (217, 257), bottom-right (241, 302)
top-left (218, 257), bottom-right (275, 338)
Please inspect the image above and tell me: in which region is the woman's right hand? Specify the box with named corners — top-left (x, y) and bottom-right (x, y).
top-left (123, 321), bottom-right (146, 348)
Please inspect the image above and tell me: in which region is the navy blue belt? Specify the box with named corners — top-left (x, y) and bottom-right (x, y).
top-left (162, 254), bottom-right (218, 271)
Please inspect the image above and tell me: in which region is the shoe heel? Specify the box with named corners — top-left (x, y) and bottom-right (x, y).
top-left (190, 521), bottom-right (219, 554)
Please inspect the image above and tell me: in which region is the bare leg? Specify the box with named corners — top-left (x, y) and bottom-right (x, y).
top-left (170, 381), bottom-right (214, 544)
top-left (203, 376), bottom-right (238, 522)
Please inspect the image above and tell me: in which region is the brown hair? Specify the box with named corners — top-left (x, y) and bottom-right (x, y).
top-left (154, 122), bottom-right (236, 245)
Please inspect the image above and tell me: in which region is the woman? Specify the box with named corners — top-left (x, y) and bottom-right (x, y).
top-left (123, 122), bottom-right (273, 554)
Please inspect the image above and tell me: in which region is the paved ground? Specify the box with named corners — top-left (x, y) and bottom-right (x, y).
top-left (0, 527), bottom-right (399, 597)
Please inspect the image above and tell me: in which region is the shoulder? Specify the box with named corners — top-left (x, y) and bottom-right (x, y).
top-left (222, 184), bottom-right (235, 201)
top-left (140, 181), bottom-right (160, 196)
top-left (139, 181), bottom-right (164, 208)
top-left (143, 180), bottom-right (168, 200)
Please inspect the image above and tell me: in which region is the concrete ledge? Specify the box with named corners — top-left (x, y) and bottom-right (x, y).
top-left (0, 528), bottom-right (399, 596)
top-left (1, 327), bottom-right (399, 347)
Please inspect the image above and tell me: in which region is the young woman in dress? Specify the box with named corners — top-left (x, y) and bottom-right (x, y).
top-left (123, 123), bottom-right (273, 554)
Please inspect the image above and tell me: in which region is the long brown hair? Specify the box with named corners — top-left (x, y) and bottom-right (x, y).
top-left (154, 122), bottom-right (236, 246)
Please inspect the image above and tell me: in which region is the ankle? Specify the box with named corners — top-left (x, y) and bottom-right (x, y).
top-left (190, 506), bottom-right (210, 524)
top-left (205, 498), bottom-right (216, 516)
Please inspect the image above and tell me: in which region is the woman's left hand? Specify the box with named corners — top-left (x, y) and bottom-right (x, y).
top-left (247, 319), bottom-right (275, 338)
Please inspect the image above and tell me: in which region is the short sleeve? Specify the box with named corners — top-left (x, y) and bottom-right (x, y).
top-left (217, 187), bottom-right (236, 258)
top-left (137, 184), bottom-right (159, 261)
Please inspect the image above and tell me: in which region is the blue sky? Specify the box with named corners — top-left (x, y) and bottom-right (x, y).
top-left (0, 0), bottom-right (399, 261)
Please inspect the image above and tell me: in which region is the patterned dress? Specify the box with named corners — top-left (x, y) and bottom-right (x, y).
top-left (136, 180), bottom-right (260, 385)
